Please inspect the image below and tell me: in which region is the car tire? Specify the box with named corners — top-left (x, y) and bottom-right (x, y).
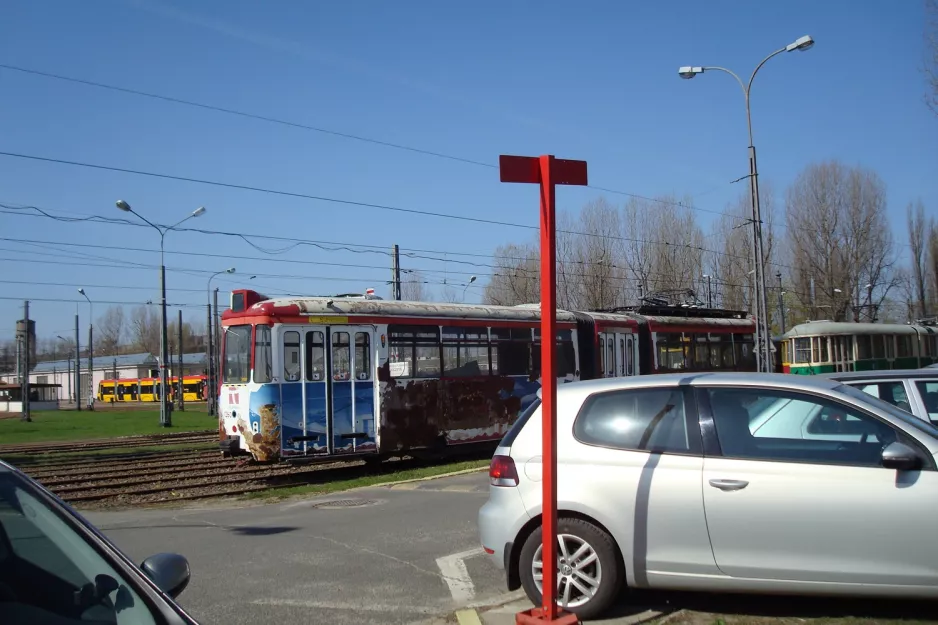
top-left (518, 516), bottom-right (622, 620)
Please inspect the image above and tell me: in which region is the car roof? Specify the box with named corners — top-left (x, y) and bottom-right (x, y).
top-left (822, 369), bottom-right (938, 382)
top-left (555, 371), bottom-right (844, 400)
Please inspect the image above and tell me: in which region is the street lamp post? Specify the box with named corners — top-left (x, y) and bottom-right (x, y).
top-left (679, 34), bottom-right (814, 373)
top-left (116, 200), bottom-right (206, 427)
top-left (206, 267), bottom-right (235, 416)
top-left (462, 275), bottom-right (477, 302)
top-left (78, 288), bottom-right (93, 410)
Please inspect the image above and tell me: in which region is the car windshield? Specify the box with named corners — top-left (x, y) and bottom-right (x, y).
top-left (832, 383), bottom-right (938, 439)
top-left (0, 471), bottom-right (157, 625)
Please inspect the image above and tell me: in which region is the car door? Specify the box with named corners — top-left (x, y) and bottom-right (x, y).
top-left (560, 385), bottom-right (717, 586)
top-left (698, 385), bottom-right (938, 588)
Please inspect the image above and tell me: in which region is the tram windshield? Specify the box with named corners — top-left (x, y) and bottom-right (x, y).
top-left (224, 325), bottom-right (252, 384)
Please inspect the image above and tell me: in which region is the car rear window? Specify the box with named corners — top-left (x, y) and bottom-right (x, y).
top-left (500, 397), bottom-right (541, 449)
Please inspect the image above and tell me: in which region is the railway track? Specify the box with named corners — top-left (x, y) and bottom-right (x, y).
top-left (4, 436), bottom-right (490, 509)
top-left (0, 430), bottom-right (217, 456)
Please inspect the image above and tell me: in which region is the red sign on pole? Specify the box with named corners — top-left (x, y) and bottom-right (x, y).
top-left (500, 153), bottom-right (587, 625)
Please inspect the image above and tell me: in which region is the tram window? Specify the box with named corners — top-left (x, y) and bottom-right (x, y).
top-left (885, 336), bottom-right (896, 359)
top-left (794, 338), bottom-right (811, 364)
top-left (283, 331), bottom-right (301, 382)
top-left (735, 336), bottom-right (756, 369)
top-left (599, 338), bottom-right (605, 374)
top-left (532, 330), bottom-right (575, 377)
top-left (442, 327), bottom-right (488, 377)
top-left (655, 333), bottom-right (685, 371)
top-left (856, 335), bottom-right (872, 360)
top-left (254, 325), bottom-right (272, 384)
top-left (620, 338), bottom-right (627, 376)
top-left (389, 325), bottom-right (440, 378)
top-left (355, 333), bottom-right (371, 380)
top-left (306, 331), bottom-right (325, 381)
top-left (333, 332), bottom-right (351, 381)
top-left (897, 335), bottom-right (912, 358)
top-left (607, 339), bottom-right (615, 375)
top-left (491, 328), bottom-right (532, 376)
top-left (223, 325), bottom-right (252, 384)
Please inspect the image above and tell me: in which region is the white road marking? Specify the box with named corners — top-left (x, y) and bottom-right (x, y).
top-left (436, 547), bottom-right (485, 603)
top-left (250, 598), bottom-right (441, 614)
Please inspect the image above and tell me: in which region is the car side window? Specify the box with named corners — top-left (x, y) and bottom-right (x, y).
top-left (705, 387), bottom-right (901, 468)
top-left (915, 381), bottom-right (938, 423)
top-left (573, 387), bottom-right (689, 453)
top-left (852, 382), bottom-right (912, 413)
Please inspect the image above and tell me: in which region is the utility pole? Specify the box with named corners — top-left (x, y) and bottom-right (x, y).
top-left (391, 244), bottom-right (402, 300)
top-left (777, 272), bottom-right (786, 334)
top-left (177, 309), bottom-right (185, 411)
top-left (206, 301), bottom-right (214, 416)
top-left (113, 359), bottom-right (117, 402)
top-left (75, 313), bottom-right (81, 412)
top-left (214, 287), bottom-right (221, 407)
top-left (21, 300), bottom-right (31, 422)
top-left (87, 319), bottom-right (94, 410)
top-left (810, 277), bottom-right (816, 320)
top-left (704, 275), bottom-right (712, 308)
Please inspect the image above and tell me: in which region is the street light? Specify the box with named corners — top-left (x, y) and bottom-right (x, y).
top-left (116, 200), bottom-right (206, 427)
top-left (678, 34), bottom-right (814, 373)
top-left (206, 267), bottom-right (235, 416)
top-left (462, 275), bottom-right (477, 301)
top-left (78, 288), bottom-right (93, 409)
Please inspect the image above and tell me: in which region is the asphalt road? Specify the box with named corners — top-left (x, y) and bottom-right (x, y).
top-left (83, 471), bottom-right (515, 625)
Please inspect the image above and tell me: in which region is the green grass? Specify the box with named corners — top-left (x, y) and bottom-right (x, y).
top-left (0, 441), bottom-right (218, 467)
top-left (0, 407), bottom-right (214, 445)
top-left (241, 459), bottom-right (490, 501)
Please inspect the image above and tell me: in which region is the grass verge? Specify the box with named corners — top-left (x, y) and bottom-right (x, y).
top-left (0, 441), bottom-right (218, 467)
top-left (0, 407), bottom-right (213, 445)
top-left (241, 458), bottom-right (490, 501)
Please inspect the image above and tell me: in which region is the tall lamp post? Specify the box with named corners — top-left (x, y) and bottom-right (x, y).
top-left (207, 267), bottom-right (235, 416)
top-left (78, 288), bottom-right (93, 409)
top-left (116, 200), bottom-right (206, 427)
top-left (462, 275), bottom-right (477, 302)
top-left (678, 34), bottom-right (814, 373)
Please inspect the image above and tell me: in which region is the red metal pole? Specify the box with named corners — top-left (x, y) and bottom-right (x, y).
top-left (538, 154), bottom-right (558, 619)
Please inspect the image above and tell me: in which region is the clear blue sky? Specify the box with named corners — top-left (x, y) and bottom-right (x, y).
top-left (1, 0), bottom-right (935, 345)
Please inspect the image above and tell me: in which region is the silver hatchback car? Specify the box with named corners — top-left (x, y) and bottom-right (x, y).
top-left (478, 372), bottom-right (938, 620)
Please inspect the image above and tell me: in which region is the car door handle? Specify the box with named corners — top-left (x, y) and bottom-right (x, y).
top-left (709, 479), bottom-right (749, 491)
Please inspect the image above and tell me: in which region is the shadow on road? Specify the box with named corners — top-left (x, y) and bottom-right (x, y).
top-left (227, 525), bottom-right (299, 537)
top-left (597, 589), bottom-right (937, 623)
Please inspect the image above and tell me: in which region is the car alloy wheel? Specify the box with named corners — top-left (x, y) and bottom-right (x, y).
top-left (518, 516), bottom-right (621, 620)
top-left (531, 533), bottom-right (602, 608)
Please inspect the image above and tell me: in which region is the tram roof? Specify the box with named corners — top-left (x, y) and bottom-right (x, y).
top-left (781, 321), bottom-right (926, 339)
top-left (227, 295), bottom-right (757, 328)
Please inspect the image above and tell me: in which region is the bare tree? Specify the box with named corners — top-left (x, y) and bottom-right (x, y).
top-left (929, 219), bottom-right (938, 314)
top-left (908, 200), bottom-right (929, 318)
top-left (401, 270), bottom-right (427, 301)
top-left (623, 195), bottom-right (705, 303)
top-left (483, 241), bottom-right (541, 306)
top-left (95, 306), bottom-right (125, 357)
top-left (570, 198), bottom-right (627, 310)
top-left (130, 305), bottom-right (160, 355)
top-left (786, 160), bottom-right (898, 322)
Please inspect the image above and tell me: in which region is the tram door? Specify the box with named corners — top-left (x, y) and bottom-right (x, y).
top-left (281, 325), bottom-right (377, 456)
top-left (598, 332), bottom-right (638, 377)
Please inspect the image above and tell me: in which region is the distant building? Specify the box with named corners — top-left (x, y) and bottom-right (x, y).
top-left (0, 351), bottom-right (209, 402)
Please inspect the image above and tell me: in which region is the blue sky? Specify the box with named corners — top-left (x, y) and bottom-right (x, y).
top-left (1, 0), bottom-right (935, 344)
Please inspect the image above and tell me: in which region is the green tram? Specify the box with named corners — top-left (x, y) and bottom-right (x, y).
top-left (780, 321), bottom-right (938, 374)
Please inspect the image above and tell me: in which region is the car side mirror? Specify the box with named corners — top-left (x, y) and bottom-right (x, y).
top-left (881, 442), bottom-right (923, 471)
top-left (141, 553), bottom-right (191, 599)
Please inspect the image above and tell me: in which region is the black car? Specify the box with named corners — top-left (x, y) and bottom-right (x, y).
top-left (0, 459), bottom-right (199, 624)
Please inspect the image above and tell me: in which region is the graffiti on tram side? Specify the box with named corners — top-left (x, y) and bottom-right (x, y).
top-left (377, 360), bottom-right (541, 452)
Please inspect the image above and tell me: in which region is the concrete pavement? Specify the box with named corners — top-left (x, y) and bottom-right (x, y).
top-left (83, 470), bottom-right (515, 625)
